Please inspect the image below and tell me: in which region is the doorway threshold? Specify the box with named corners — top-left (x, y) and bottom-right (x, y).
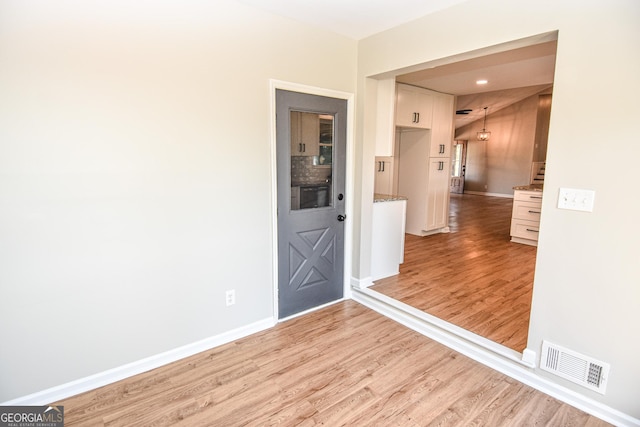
top-left (351, 286), bottom-right (536, 369)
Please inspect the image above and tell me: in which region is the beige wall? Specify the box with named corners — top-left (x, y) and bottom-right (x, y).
top-left (0, 0), bottom-right (356, 401)
top-left (355, 0), bottom-right (640, 418)
top-left (456, 94), bottom-right (539, 195)
top-left (2, 0), bottom-right (639, 420)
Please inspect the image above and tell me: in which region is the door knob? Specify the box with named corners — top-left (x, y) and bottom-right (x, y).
top-left (337, 214), bottom-right (346, 222)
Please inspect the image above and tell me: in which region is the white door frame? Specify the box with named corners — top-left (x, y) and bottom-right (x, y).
top-left (268, 79), bottom-right (355, 321)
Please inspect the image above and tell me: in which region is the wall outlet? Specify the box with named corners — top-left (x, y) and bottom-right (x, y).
top-left (225, 289), bottom-right (235, 306)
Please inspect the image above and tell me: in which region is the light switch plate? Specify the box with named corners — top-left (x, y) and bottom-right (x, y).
top-left (558, 187), bottom-right (595, 212)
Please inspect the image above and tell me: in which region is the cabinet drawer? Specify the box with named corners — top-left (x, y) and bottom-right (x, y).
top-left (510, 219), bottom-right (540, 241)
top-left (514, 191), bottom-right (543, 204)
top-left (512, 201), bottom-right (542, 221)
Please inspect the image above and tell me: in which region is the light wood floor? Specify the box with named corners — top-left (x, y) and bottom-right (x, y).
top-left (55, 301), bottom-right (609, 426)
top-left (372, 194), bottom-right (537, 352)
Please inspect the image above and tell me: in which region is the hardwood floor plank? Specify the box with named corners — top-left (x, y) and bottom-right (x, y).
top-left (55, 301), bottom-right (610, 426)
top-left (372, 194), bottom-right (536, 351)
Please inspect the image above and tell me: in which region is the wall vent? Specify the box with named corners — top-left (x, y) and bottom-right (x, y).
top-left (540, 341), bottom-right (610, 394)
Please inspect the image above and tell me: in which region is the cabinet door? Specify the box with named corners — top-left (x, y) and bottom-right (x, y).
top-left (395, 84), bottom-right (433, 129)
top-left (374, 78), bottom-right (397, 157)
top-left (425, 157), bottom-right (451, 231)
top-left (429, 93), bottom-right (454, 158)
top-left (374, 157), bottom-right (395, 195)
top-left (290, 111), bottom-right (319, 156)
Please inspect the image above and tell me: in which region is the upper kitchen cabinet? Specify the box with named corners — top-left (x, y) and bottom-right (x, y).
top-left (395, 83), bottom-right (433, 129)
top-left (374, 156), bottom-right (396, 195)
top-left (429, 92), bottom-right (455, 158)
top-left (290, 111), bottom-right (319, 157)
top-left (372, 81), bottom-right (454, 158)
top-left (374, 78), bottom-right (397, 157)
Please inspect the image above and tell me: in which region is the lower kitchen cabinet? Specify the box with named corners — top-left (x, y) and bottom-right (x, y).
top-left (371, 199), bottom-right (407, 281)
top-left (510, 189), bottom-right (543, 246)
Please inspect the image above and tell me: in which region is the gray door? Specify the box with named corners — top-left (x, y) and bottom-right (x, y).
top-left (276, 89), bottom-right (347, 319)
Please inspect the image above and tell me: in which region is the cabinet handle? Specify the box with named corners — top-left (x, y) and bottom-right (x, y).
top-left (526, 228), bottom-right (539, 233)
top-left (530, 196), bottom-right (543, 199)
top-left (299, 143), bottom-right (302, 153)
top-left (416, 112), bottom-right (420, 123)
top-left (440, 144), bottom-right (445, 154)
top-left (303, 143), bottom-right (306, 152)
top-left (377, 161), bottom-right (381, 172)
top-left (381, 161), bottom-right (385, 172)
top-left (437, 161), bottom-right (444, 171)
top-left (528, 210), bottom-right (541, 214)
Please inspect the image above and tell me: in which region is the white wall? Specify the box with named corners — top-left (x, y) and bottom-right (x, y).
top-left (0, 0), bottom-right (356, 401)
top-left (456, 94), bottom-right (539, 195)
top-left (355, 0), bottom-right (640, 418)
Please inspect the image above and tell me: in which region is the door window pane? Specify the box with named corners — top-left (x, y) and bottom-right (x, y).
top-left (290, 112), bottom-right (333, 210)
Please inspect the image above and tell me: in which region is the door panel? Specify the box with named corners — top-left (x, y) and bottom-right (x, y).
top-left (276, 89), bottom-right (347, 319)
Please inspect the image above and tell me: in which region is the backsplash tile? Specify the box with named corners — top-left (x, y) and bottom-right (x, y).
top-left (291, 156), bottom-right (332, 185)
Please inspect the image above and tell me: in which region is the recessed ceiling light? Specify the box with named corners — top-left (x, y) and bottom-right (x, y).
top-left (476, 79), bottom-right (488, 85)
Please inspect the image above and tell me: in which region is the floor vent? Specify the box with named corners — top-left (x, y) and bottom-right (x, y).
top-left (540, 341), bottom-right (610, 394)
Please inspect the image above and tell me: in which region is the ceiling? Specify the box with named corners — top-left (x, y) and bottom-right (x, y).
top-left (397, 41), bottom-right (557, 128)
top-left (235, 0), bottom-right (471, 40)
top-left (236, 0), bottom-right (556, 128)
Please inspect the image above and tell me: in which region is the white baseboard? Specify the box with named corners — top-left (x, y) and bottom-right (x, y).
top-left (2, 317), bottom-right (276, 406)
top-left (464, 190), bottom-right (514, 198)
top-left (351, 275), bottom-right (373, 289)
top-left (351, 287), bottom-right (640, 427)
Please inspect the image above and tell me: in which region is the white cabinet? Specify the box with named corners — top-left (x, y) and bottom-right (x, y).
top-left (371, 81), bottom-right (454, 236)
top-left (374, 156), bottom-right (395, 195)
top-left (371, 199), bottom-right (407, 281)
top-left (424, 157), bottom-right (451, 231)
top-left (510, 189), bottom-right (543, 246)
top-left (397, 130), bottom-right (451, 236)
top-left (429, 92), bottom-right (454, 158)
top-left (374, 78), bottom-right (397, 157)
top-left (290, 111), bottom-right (319, 156)
top-left (395, 89), bottom-right (454, 237)
top-left (395, 84), bottom-right (433, 129)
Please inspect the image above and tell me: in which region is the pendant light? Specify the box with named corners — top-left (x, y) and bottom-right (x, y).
top-left (477, 107), bottom-right (491, 141)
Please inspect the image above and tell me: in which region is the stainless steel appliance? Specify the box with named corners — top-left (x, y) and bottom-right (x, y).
top-left (299, 184), bottom-right (330, 209)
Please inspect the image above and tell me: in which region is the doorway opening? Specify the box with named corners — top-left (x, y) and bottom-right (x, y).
top-left (364, 32), bottom-right (557, 357)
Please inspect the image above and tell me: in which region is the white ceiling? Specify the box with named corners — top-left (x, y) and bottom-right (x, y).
top-left (235, 0), bottom-right (470, 40)
top-left (237, 0), bottom-right (557, 128)
top-left (397, 41), bottom-right (557, 128)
